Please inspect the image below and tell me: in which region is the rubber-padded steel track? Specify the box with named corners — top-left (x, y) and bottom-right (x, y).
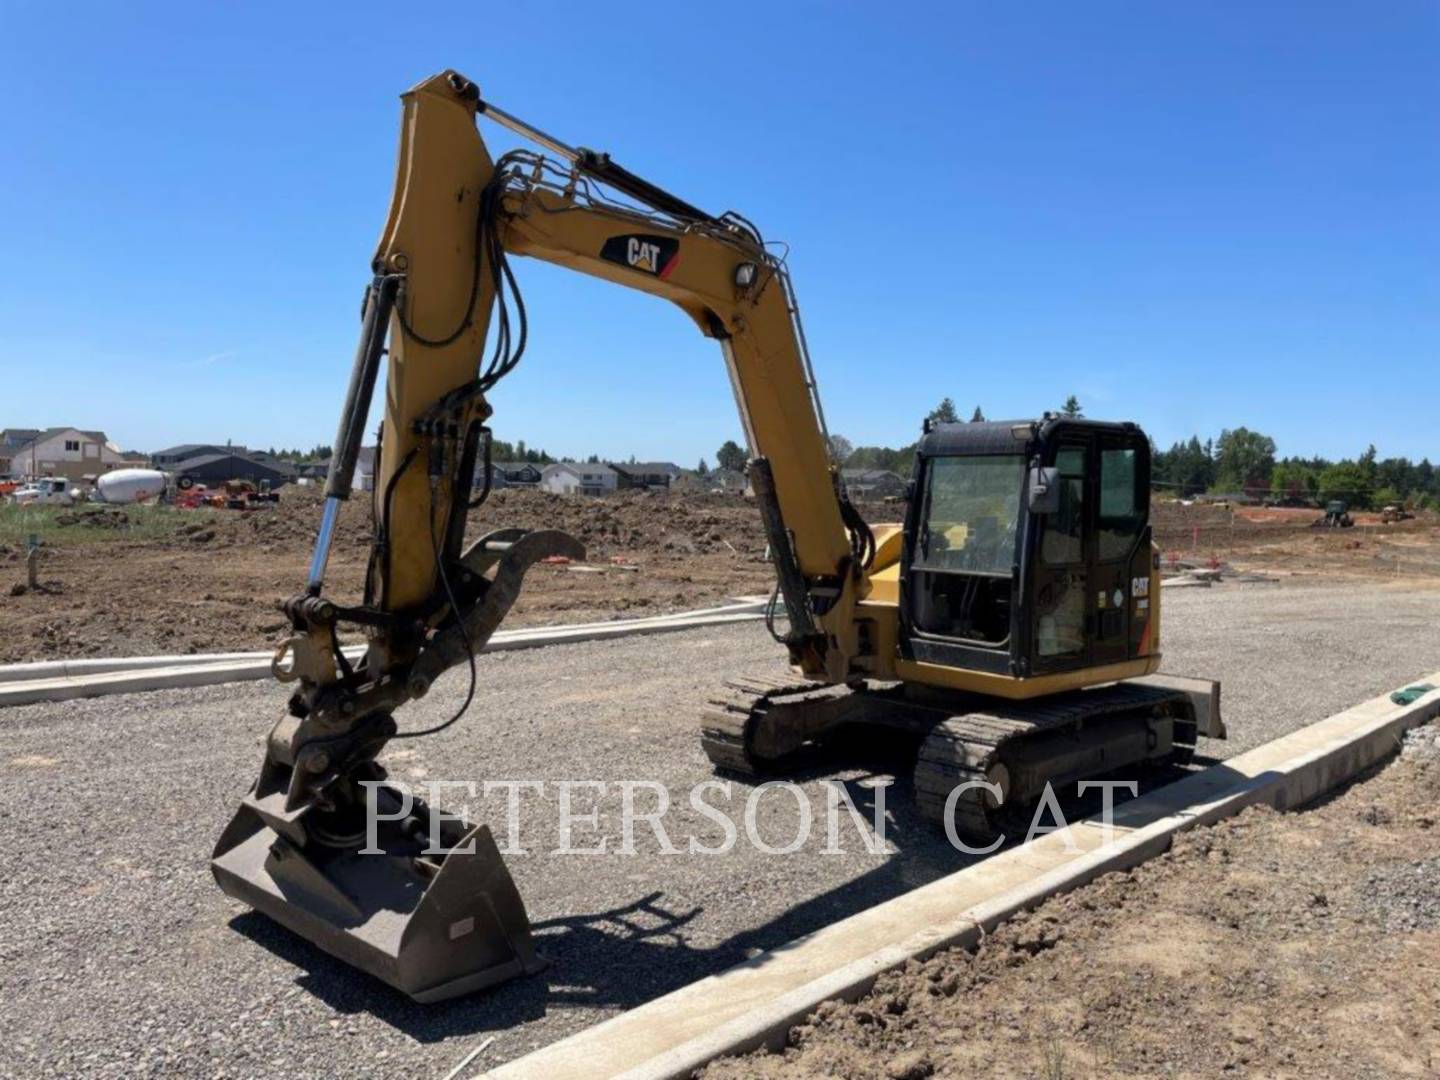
top-left (699, 674), bottom-right (836, 775)
top-left (914, 682), bottom-right (1196, 844)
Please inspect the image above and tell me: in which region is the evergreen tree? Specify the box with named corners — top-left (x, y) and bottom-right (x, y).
top-left (926, 397), bottom-right (959, 424)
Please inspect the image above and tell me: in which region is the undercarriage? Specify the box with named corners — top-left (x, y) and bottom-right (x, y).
top-left (703, 674), bottom-right (1220, 844)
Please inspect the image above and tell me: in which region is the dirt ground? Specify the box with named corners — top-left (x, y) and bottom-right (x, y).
top-left (1152, 501), bottom-right (1440, 581)
top-left (705, 720), bottom-right (1440, 1080)
top-left (1, 488), bottom-right (1437, 663)
top-left (0, 486), bottom-right (796, 663)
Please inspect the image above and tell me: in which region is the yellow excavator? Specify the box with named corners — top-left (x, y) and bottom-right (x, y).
top-left (213, 70), bottom-right (1224, 1002)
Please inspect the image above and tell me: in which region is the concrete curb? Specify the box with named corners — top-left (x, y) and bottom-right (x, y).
top-left (0, 651), bottom-right (295, 684)
top-left (483, 674), bottom-right (1440, 1080)
top-left (0, 598), bottom-right (770, 685)
top-left (0, 602), bottom-right (770, 708)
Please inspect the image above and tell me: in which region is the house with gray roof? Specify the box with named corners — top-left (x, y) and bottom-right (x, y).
top-left (610, 461), bottom-right (683, 490)
top-left (490, 461), bottom-right (544, 488)
top-left (842, 468), bottom-right (907, 499)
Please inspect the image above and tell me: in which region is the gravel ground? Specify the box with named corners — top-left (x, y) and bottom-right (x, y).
top-left (704, 720), bottom-right (1440, 1079)
top-left (1, 579), bottom-right (1436, 1077)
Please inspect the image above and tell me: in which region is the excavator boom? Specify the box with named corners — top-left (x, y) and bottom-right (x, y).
top-left (213, 70), bottom-right (875, 1001)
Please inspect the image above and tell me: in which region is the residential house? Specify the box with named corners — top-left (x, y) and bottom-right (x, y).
top-left (493, 461), bottom-right (543, 488)
top-left (1, 429), bottom-right (41, 446)
top-left (310, 447), bottom-right (376, 491)
top-left (610, 461), bottom-right (683, 490)
top-left (471, 461), bottom-right (507, 490)
top-left (842, 468), bottom-right (907, 499)
top-left (540, 461), bottom-right (617, 496)
top-left (0, 427), bottom-right (126, 482)
top-left (0, 429), bottom-right (39, 477)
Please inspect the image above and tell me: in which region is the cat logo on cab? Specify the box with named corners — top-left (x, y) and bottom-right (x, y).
top-left (600, 233), bottom-right (680, 278)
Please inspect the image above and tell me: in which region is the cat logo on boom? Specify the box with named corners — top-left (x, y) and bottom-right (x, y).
top-left (599, 233), bottom-right (680, 278)
top-left (628, 238), bottom-right (660, 272)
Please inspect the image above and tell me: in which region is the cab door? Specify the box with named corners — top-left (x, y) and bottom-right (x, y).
top-left (1090, 435), bottom-right (1148, 666)
top-left (1029, 438), bottom-right (1091, 672)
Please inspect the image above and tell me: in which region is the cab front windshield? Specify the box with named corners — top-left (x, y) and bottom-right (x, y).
top-left (916, 455), bottom-right (1024, 575)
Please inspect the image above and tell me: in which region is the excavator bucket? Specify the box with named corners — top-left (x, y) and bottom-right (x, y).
top-left (212, 527), bottom-right (585, 1002)
top-left (212, 782), bottom-right (545, 1002)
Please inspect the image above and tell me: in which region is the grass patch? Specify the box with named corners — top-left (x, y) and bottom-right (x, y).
top-left (0, 503), bottom-right (207, 547)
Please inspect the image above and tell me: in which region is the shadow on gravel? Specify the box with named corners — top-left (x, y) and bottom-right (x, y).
top-left (228, 746), bottom-right (1206, 1044)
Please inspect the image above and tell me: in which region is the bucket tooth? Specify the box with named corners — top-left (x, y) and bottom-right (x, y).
top-left (211, 786), bottom-right (544, 1002)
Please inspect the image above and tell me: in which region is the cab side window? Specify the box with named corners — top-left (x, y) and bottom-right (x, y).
top-left (1098, 447), bottom-right (1144, 561)
top-left (1040, 447), bottom-right (1086, 565)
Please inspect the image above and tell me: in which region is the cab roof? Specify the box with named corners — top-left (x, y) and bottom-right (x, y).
top-left (917, 417), bottom-right (1143, 458)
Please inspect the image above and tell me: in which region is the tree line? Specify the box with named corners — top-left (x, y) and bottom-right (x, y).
top-left (264, 444), bottom-right (332, 462)
top-left (1153, 429), bottom-right (1437, 510)
top-left (710, 403), bottom-right (1436, 513)
top-left (489, 438), bottom-right (554, 465)
top-left (838, 395), bottom-right (1082, 473)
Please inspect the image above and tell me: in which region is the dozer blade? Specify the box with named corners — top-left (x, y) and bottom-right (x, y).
top-left (212, 785), bottom-right (544, 1003)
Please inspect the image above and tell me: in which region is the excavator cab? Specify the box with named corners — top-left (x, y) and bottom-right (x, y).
top-left (900, 418), bottom-right (1156, 690)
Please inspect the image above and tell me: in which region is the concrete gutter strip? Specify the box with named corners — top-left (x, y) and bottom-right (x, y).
top-left (0, 651), bottom-right (274, 684)
top-left (0, 598), bottom-right (770, 685)
top-left (0, 602), bottom-right (770, 708)
top-left (0, 659), bottom-right (277, 707)
top-left (486, 609), bottom-right (764, 654)
top-left (484, 674), bottom-right (1440, 1080)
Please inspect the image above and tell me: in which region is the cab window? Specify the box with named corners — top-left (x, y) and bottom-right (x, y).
top-left (915, 455), bottom-right (1024, 576)
top-left (1040, 447), bottom-right (1086, 565)
top-left (1098, 447), bottom-right (1143, 560)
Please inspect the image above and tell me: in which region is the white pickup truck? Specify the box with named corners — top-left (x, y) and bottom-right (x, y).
top-left (8, 478), bottom-right (76, 506)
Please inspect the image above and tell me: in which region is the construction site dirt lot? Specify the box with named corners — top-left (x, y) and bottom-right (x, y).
top-left (1152, 501), bottom-right (1440, 582)
top-left (2, 582), bottom-right (1437, 1077)
top-left (0, 486), bottom-right (801, 663)
top-left (1, 487), bottom-right (1438, 663)
top-left (705, 720), bottom-right (1440, 1080)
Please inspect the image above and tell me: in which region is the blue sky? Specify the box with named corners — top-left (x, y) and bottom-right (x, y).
top-left (3, 1), bottom-right (1435, 465)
